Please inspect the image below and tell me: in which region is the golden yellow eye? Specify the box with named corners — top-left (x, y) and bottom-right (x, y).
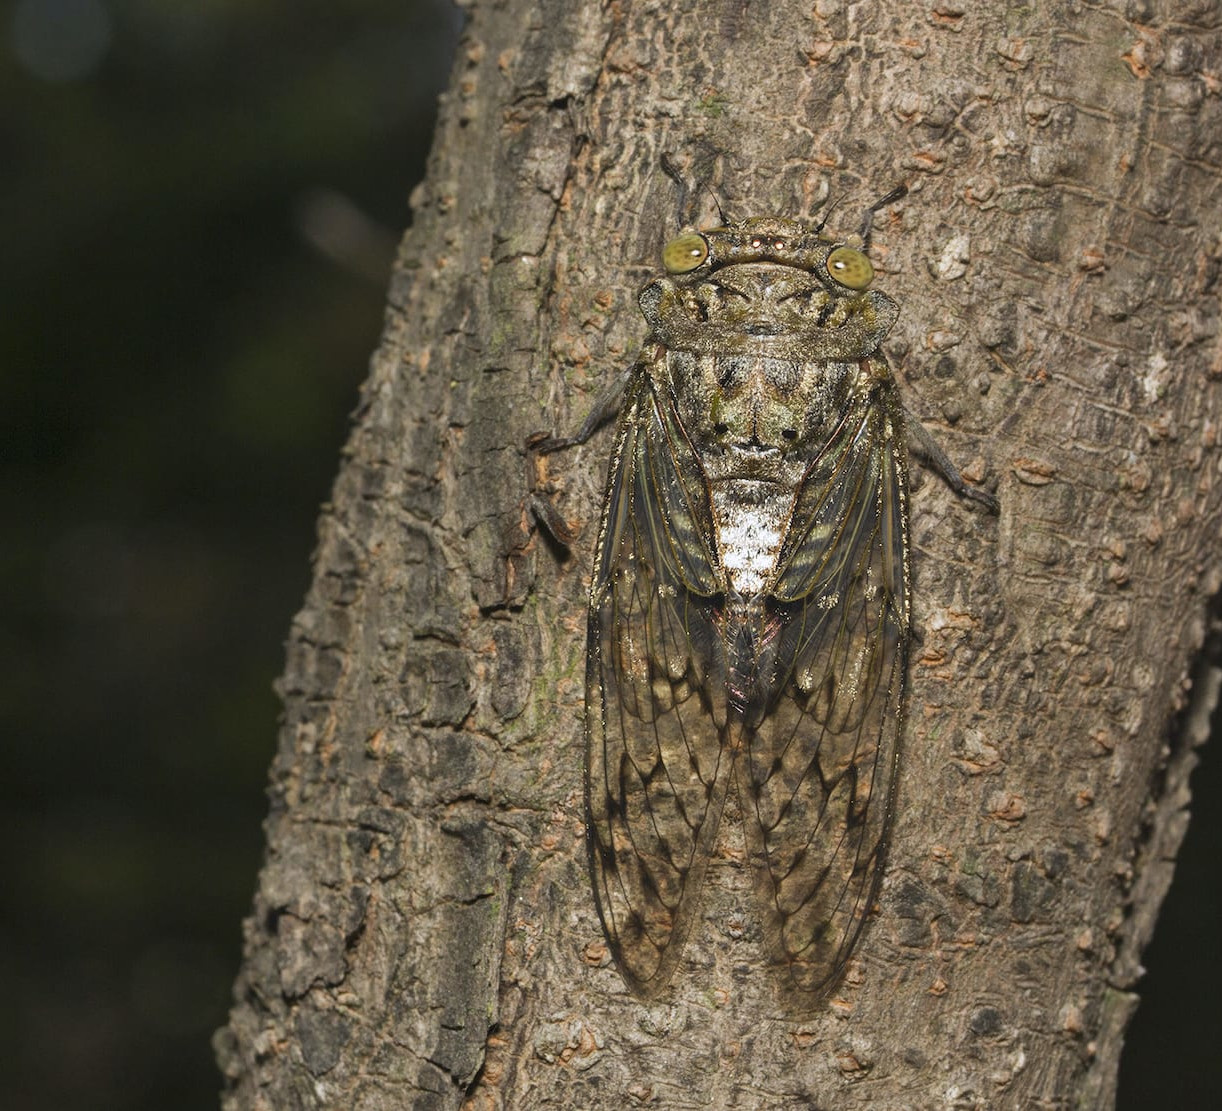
top-left (826, 246), bottom-right (874, 290)
top-left (662, 233), bottom-right (709, 274)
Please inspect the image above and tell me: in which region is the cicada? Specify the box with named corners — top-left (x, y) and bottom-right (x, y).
top-left (534, 195), bottom-right (995, 1002)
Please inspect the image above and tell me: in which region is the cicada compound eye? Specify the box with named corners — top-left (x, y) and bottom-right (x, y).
top-left (826, 246), bottom-right (874, 290)
top-left (663, 232), bottom-right (710, 274)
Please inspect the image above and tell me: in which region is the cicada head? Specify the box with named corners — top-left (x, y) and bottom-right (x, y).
top-left (642, 215), bottom-right (899, 362)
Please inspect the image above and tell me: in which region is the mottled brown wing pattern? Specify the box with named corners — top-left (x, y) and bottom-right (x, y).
top-left (585, 364), bottom-right (732, 997)
top-left (554, 207), bottom-right (996, 1003)
top-left (739, 367), bottom-right (909, 997)
top-left (588, 360), bottom-right (908, 999)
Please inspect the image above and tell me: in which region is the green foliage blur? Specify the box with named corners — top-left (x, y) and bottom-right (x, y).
top-left (0, 2), bottom-right (457, 1108)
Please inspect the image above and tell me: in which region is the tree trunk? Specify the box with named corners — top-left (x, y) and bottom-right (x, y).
top-left (215, 1), bottom-right (1222, 1107)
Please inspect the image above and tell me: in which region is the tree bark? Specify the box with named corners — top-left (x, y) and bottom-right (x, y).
top-left (216, 1), bottom-right (1222, 1107)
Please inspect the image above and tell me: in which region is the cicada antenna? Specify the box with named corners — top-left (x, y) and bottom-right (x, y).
top-left (660, 152), bottom-right (693, 228)
top-left (857, 184), bottom-right (909, 247)
top-left (813, 192), bottom-right (842, 236)
top-left (703, 183), bottom-right (728, 226)
top-left (661, 150), bottom-right (730, 227)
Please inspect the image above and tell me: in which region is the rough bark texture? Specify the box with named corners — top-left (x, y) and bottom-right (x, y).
top-left (216, 1), bottom-right (1222, 1107)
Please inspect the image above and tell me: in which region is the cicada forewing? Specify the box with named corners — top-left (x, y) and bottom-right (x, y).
top-left (737, 360), bottom-right (909, 999)
top-left (587, 348), bottom-right (909, 1000)
top-left (585, 355), bottom-right (735, 998)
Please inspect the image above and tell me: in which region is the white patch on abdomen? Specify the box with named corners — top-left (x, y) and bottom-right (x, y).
top-left (711, 480), bottom-right (793, 598)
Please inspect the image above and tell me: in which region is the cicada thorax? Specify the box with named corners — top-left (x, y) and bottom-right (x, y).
top-left (662, 348), bottom-right (859, 590)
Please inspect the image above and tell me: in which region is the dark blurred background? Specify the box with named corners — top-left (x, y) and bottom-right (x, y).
top-left (1, 2), bottom-right (458, 1108)
top-left (0, 2), bottom-right (1215, 1108)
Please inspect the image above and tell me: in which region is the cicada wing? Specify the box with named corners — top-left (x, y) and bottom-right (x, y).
top-left (738, 368), bottom-right (909, 998)
top-left (586, 366), bottom-right (732, 998)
